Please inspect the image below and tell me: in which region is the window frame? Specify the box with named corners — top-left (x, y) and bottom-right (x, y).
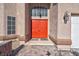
top-left (7, 16), bottom-right (16, 35)
top-left (31, 7), bottom-right (48, 17)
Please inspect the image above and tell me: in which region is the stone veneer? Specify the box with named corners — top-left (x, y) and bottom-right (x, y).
top-left (0, 41), bottom-right (12, 56)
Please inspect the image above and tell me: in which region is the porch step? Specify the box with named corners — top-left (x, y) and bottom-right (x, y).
top-left (25, 38), bottom-right (55, 45)
top-left (25, 41), bottom-right (55, 45)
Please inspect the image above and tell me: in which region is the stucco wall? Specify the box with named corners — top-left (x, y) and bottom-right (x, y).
top-left (0, 3), bottom-right (26, 41)
top-left (25, 3), bottom-right (32, 42)
top-left (4, 3), bottom-right (16, 35)
top-left (0, 4), bottom-right (5, 35)
top-left (58, 3), bottom-right (79, 39)
top-left (3, 3), bottom-right (26, 41)
top-left (49, 4), bottom-right (58, 39)
top-left (16, 4), bottom-right (25, 37)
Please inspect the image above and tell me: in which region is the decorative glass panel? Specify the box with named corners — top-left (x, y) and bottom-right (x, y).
top-left (32, 9), bottom-right (36, 16)
top-left (40, 8), bottom-right (44, 16)
top-left (36, 8), bottom-right (40, 16)
top-left (44, 9), bottom-right (47, 16)
top-left (32, 7), bottom-right (48, 17)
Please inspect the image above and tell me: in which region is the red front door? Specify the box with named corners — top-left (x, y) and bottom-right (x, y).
top-left (32, 19), bottom-right (48, 38)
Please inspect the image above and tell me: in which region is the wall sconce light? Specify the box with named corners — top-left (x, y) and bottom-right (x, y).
top-left (63, 11), bottom-right (70, 24)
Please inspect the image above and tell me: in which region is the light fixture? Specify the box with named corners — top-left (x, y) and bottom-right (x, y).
top-left (63, 11), bottom-right (70, 24)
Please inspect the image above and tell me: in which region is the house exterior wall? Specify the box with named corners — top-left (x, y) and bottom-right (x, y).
top-left (0, 4), bottom-right (5, 36)
top-left (58, 3), bottom-right (79, 39)
top-left (0, 3), bottom-right (18, 41)
top-left (0, 3), bottom-right (31, 43)
top-left (49, 3), bottom-right (58, 44)
top-left (0, 3), bottom-right (26, 43)
top-left (25, 3), bottom-right (31, 42)
top-left (4, 3), bottom-right (16, 35)
top-left (49, 3), bottom-right (79, 50)
top-left (16, 3), bottom-right (25, 41)
top-left (1, 3), bottom-right (79, 50)
top-left (58, 3), bottom-right (79, 38)
top-left (57, 3), bottom-right (79, 50)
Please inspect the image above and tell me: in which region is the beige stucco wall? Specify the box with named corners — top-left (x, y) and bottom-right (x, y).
top-left (16, 3), bottom-right (25, 37)
top-left (4, 3), bottom-right (16, 35)
top-left (0, 3), bottom-right (26, 41)
top-left (25, 3), bottom-right (30, 37)
top-left (49, 3), bottom-right (58, 39)
top-left (0, 3), bottom-right (30, 41)
top-left (58, 3), bottom-right (79, 39)
top-left (0, 4), bottom-right (5, 35)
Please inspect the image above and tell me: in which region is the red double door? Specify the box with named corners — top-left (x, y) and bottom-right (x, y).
top-left (32, 19), bottom-right (48, 38)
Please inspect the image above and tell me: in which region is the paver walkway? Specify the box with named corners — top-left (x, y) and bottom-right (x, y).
top-left (16, 45), bottom-right (74, 56)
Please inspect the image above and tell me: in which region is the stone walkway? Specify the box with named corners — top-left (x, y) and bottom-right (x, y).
top-left (16, 45), bottom-right (74, 56)
top-left (71, 48), bottom-right (79, 56)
